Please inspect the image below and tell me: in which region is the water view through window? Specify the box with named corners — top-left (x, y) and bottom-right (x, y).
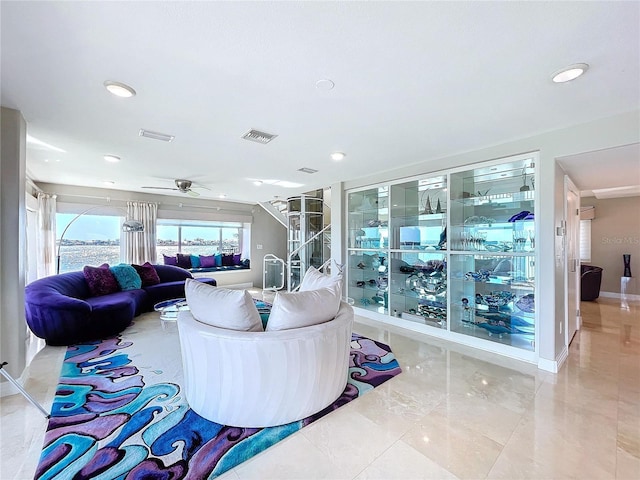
top-left (56, 214), bottom-right (242, 273)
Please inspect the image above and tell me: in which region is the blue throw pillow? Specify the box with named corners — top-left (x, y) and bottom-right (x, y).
top-left (214, 253), bottom-right (223, 267)
top-left (190, 254), bottom-right (201, 268)
top-left (110, 264), bottom-right (142, 291)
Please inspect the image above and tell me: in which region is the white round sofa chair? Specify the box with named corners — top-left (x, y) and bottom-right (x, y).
top-left (177, 277), bottom-right (354, 428)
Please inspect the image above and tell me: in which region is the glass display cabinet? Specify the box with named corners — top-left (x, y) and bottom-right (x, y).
top-left (387, 175), bottom-right (448, 328)
top-left (347, 186), bottom-right (389, 313)
top-left (345, 152), bottom-right (538, 359)
top-left (448, 156), bottom-right (536, 349)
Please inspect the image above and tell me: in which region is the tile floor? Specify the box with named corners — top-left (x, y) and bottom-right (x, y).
top-left (0, 297), bottom-right (638, 480)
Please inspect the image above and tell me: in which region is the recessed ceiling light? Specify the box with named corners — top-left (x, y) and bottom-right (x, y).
top-left (219, 194), bottom-right (227, 199)
top-left (552, 63), bottom-right (589, 83)
top-left (315, 79), bottom-right (335, 91)
top-left (104, 80), bottom-right (136, 98)
top-left (104, 154), bottom-right (120, 163)
top-left (253, 180), bottom-right (263, 186)
top-left (103, 181), bottom-right (115, 186)
top-left (330, 152), bottom-right (346, 161)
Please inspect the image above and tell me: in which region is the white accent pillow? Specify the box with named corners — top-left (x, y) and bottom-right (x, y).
top-left (266, 285), bottom-right (341, 331)
top-left (184, 279), bottom-right (263, 332)
top-left (299, 266), bottom-right (342, 295)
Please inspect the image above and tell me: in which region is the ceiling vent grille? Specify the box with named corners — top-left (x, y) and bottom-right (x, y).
top-left (139, 129), bottom-right (175, 142)
top-left (298, 167), bottom-right (318, 174)
top-left (242, 129), bottom-right (278, 144)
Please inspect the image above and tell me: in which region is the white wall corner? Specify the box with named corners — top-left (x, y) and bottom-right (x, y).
top-left (538, 346), bottom-right (569, 373)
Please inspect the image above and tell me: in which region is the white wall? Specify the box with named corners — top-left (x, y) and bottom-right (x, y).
top-left (1, 107), bottom-right (27, 384)
top-left (585, 195), bottom-right (640, 294)
top-left (336, 110), bottom-right (640, 369)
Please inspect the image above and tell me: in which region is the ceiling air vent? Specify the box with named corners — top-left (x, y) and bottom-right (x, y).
top-left (242, 129), bottom-right (278, 144)
top-left (139, 129), bottom-right (175, 142)
top-left (298, 167), bottom-right (318, 174)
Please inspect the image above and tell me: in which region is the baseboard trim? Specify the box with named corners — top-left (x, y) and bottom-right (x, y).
top-left (538, 346), bottom-right (569, 373)
top-left (600, 291), bottom-right (640, 301)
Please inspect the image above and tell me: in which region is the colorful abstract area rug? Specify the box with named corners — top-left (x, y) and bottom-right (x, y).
top-left (35, 331), bottom-right (401, 479)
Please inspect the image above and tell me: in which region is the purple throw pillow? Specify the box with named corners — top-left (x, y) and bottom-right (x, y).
top-left (83, 265), bottom-right (120, 296)
top-left (163, 254), bottom-right (178, 266)
top-left (200, 255), bottom-right (216, 268)
top-left (176, 253), bottom-right (192, 269)
top-left (233, 253), bottom-right (241, 265)
top-left (222, 253), bottom-right (234, 266)
top-left (132, 262), bottom-right (161, 287)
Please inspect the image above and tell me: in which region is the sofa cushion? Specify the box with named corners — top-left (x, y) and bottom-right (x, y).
top-left (163, 254), bottom-right (178, 266)
top-left (214, 253), bottom-right (223, 267)
top-left (190, 255), bottom-right (201, 268)
top-left (299, 266), bottom-right (342, 296)
top-left (200, 255), bottom-right (216, 268)
top-left (177, 253), bottom-right (192, 269)
top-left (144, 280), bottom-right (190, 307)
top-left (266, 285), bottom-right (341, 331)
top-left (83, 265), bottom-right (120, 297)
top-left (221, 253), bottom-right (234, 266)
top-left (86, 291), bottom-right (138, 327)
top-left (110, 263), bottom-right (142, 290)
top-left (185, 279), bottom-right (263, 332)
top-left (153, 264), bottom-right (193, 283)
top-left (132, 262), bottom-right (161, 287)
top-left (233, 253), bottom-right (241, 265)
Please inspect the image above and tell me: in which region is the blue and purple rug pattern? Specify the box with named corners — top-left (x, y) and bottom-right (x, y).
top-left (35, 332), bottom-right (401, 479)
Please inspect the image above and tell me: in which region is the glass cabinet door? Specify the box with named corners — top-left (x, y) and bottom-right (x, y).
top-left (389, 252), bottom-right (447, 328)
top-left (448, 157), bottom-right (536, 351)
top-left (389, 176), bottom-right (447, 251)
top-left (347, 187), bottom-right (389, 250)
top-left (449, 159), bottom-right (535, 253)
top-left (449, 253), bottom-right (535, 351)
top-left (347, 250), bottom-right (388, 314)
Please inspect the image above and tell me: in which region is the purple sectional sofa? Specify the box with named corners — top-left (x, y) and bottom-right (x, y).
top-left (25, 264), bottom-right (216, 346)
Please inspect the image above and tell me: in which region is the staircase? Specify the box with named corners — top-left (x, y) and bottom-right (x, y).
top-left (260, 188), bottom-right (332, 293)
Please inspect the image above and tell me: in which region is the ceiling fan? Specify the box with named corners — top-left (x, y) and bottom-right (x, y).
top-left (141, 179), bottom-right (209, 197)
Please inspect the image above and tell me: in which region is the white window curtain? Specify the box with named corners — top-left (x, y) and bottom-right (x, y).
top-left (124, 201), bottom-right (157, 264)
top-left (36, 192), bottom-right (57, 278)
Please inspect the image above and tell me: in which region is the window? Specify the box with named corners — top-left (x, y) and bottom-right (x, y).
top-left (579, 219), bottom-right (591, 263)
top-left (56, 213), bottom-right (123, 273)
top-left (156, 220), bottom-right (248, 264)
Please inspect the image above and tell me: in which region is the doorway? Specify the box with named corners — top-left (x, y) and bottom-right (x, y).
top-left (565, 176), bottom-right (581, 346)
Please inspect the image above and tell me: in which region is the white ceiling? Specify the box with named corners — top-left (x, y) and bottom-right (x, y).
top-left (2, 1), bottom-right (639, 204)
